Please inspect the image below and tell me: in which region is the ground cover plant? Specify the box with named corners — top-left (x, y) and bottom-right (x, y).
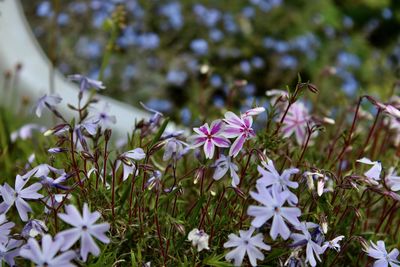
top-left (1, 71), bottom-right (400, 266)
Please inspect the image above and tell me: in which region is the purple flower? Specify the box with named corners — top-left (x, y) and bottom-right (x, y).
top-left (322, 235), bottom-right (344, 252)
top-left (22, 219), bottom-right (48, 238)
top-left (223, 227), bottom-right (271, 266)
top-left (191, 120), bottom-right (230, 159)
top-left (20, 234), bottom-right (76, 266)
top-left (256, 159), bottom-right (299, 205)
top-left (163, 137), bottom-right (189, 161)
top-left (10, 124), bottom-right (46, 142)
top-left (0, 238), bottom-right (23, 266)
top-left (34, 94), bottom-right (62, 117)
top-left (22, 164), bottom-right (65, 182)
top-left (0, 175), bottom-right (43, 221)
top-left (290, 222), bottom-right (324, 267)
top-left (280, 102), bottom-right (310, 145)
top-left (0, 215), bottom-right (14, 243)
top-left (223, 112), bottom-right (255, 157)
top-left (91, 103), bottom-right (116, 128)
top-left (212, 155), bottom-right (240, 187)
top-left (56, 203), bottom-right (110, 261)
top-left (366, 240), bottom-right (400, 267)
top-left (247, 186), bottom-right (301, 240)
top-left (68, 74), bottom-right (105, 92)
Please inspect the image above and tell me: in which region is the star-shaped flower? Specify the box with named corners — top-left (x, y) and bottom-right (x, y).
top-left (247, 186), bottom-right (301, 240)
top-left (280, 102), bottom-right (311, 145)
top-left (20, 234), bottom-right (76, 267)
top-left (212, 154), bottom-right (240, 187)
top-left (356, 157), bottom-right (382, 181)
top-left (56, 203), bottom-right (110, 261)
top-left (191, 120), bottom-right (230, 159)
top-left (188, 228), bottom-right (209, 252)
top-left (366, 240), bottom-right (400, 267)
top-left (223, 227), bottom-right (271, 266)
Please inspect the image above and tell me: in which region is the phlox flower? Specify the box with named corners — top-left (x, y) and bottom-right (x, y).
top-left (241, 107), bottom-right (266, 117)
top-left (22, 219), bottom-right (48, 238)
top-left (256, 159), bottom-right (299, 205)
top-left (191, 120), bottom-right (230, 159)
top-left (223, 112), bottom-right (255, 157)
top-left (386, 167), bottom-right (400, 192)
top-left (57, 203), bottom-right (110, 261)
top-left (280, 101), bottom-right (311, 145)
top-left (90, 103), bottom-right (116, 128)
top-left (357, 157), bottom-right (382, 181)
top-left (34, 94), bottom-right (62, 117)
top-left (0, 238), bottom-right (23, 266)
top-left (303, 171), bottom-right (333, 196)
top-left (69, 74), bottom-right (105, 92)
top-left (0, 175), bottom-right (43, 221)
top-left (163, 137), bottom-right (189, 161)
top-left (212, 154), bottom-right (240, 187)
top-left (187, 228), bottom-right (209, 252)
top-left (22, 164), bottom-right (65, 182)
top-left (20, 234), bottom-right (76, 267)
top-left (247, 186), bottom-right (301, 240)
top-left (290, 222), bottom-right (325, 267)
top-left (223, 227), bottom-right (271, 266)
top-left (116, 148), bottom-right (145, 181)
top-left (0, 214), bottom-right (14, 243)
top-left (366, 240), bottom-right (400, 267)
top-left (10, 124), bottom-right (47, 142)
top-left (322, 235), bottom-right (344, 252)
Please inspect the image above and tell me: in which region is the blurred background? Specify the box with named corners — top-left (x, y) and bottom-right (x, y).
top-left (21, 0), bottom-right (400, 124)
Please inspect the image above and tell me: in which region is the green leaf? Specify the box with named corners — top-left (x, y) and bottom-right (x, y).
top-left (149, 118), bottom-right (170, 150)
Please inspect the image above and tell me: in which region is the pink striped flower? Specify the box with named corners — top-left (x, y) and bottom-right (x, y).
top-left (191, 120), bottom-right (230, 159)
top-left (223, 112), bottom-right (256, 157)
top-left (281, 102), bottom-right (310, 145)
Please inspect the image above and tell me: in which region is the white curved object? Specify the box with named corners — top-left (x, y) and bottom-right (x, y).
top-left (0, 0), bottom-right (150, 137)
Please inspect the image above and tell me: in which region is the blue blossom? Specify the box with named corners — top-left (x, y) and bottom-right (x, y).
top-left (166, 70), bottom-right (188, 86)
top-left (209, 29), bottom-right (224, 42)
top-left (0, 238), bottom-right (22, 266)
top-left (190, 39), bottom-right (208, 55)
top-left (36, 1), bottom-right (52, 17)
top-left (22, 219), bottom-right (48, 239)
top-left (193, 5), bottom-right (221, 27)
top-left (366, 240), bottom-right (400, 267)
top-left (20, 234), bottom-right (76, 266)
top-left (160, 2), bottom-right (183, 30)
top-left (240, 60), bottom-right (252, 74)
top-left (251, 57), bottom-right (264, 69)
top-left (212, 155), bottom-right (240, 187)
top-left (56, 203), bottom-right (110, 261)
top-left (10, 124), bottom-right (47, 142)
top-left (0, 215), bottom-right (14, 243)
top-left (137, 33), bottom-right (160, 50)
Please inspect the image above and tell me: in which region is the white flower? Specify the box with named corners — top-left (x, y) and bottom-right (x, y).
top-left (303, 171), bottom-right (333, 196)
top-left (386, 167), bottom-right (400, 192)
top-left (322, 236), bottom-right (344, 252)
top-left (187, 228), bottom-right (209, 252)
top-left (366, 240), bottom-right (400, 267)
top-left (224, 227), bottom-right (271, 266)
top-left (356, 157), bottom-right (382, 181)
top-left (34, 94), bottom-right (62, 117)
top-left (212, 155), bottom-right (240, 187)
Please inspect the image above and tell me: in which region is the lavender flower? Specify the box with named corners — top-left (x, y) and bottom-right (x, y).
top-left (386, 167), bottom-right (400, 192)
top-left (290, 222), bottom-right (324, 267)
top-left (256, 159), bottom-right (299, 205)
top-left (57, 203), bottom-right (110, 261)
top-left (10, 124), bottom-right (47, 142)
top-left (223, 112), bottom-right (256, 157)
top-left (322, 236), bottom-right (344, 252)
top-left (0, 175), bottom-right (43, 221)
top-left (22, 164), bottom-right (65, 182)
top-left (223, 227), bottom-right (271, 266)
top-left (0, 239), bottom-right (23, 266)
top-left (22, 219), bottom-right (48, 238)
top-left (91, 103), bottom-right (116, 128)
top-left (69, 74), bottom-right (105, 91)
top-left (280, 102), bottom-right (310, 145)
top-left (122, 148), bottom-right (146, 161)
top-left (212, 154), bottom-right (240, 187)
top-left (163, 137), bottom-right (189, 161)
top-left (20, 234), bottom-right (76, 266)
top-left (191, 120), bottom-right (230, 159)
top-left (247, 186), bottom-right (301, 240)
top-left (34, 94), bottom-right (62, 117)
top-left (187, 228), bottom-right (209, 252)
top-left (356, 157), bottom-right (382, 181)
top-left (0, 215), bottom-right (14, 243)
top-left (366, 240), bottom-right (399, 267)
